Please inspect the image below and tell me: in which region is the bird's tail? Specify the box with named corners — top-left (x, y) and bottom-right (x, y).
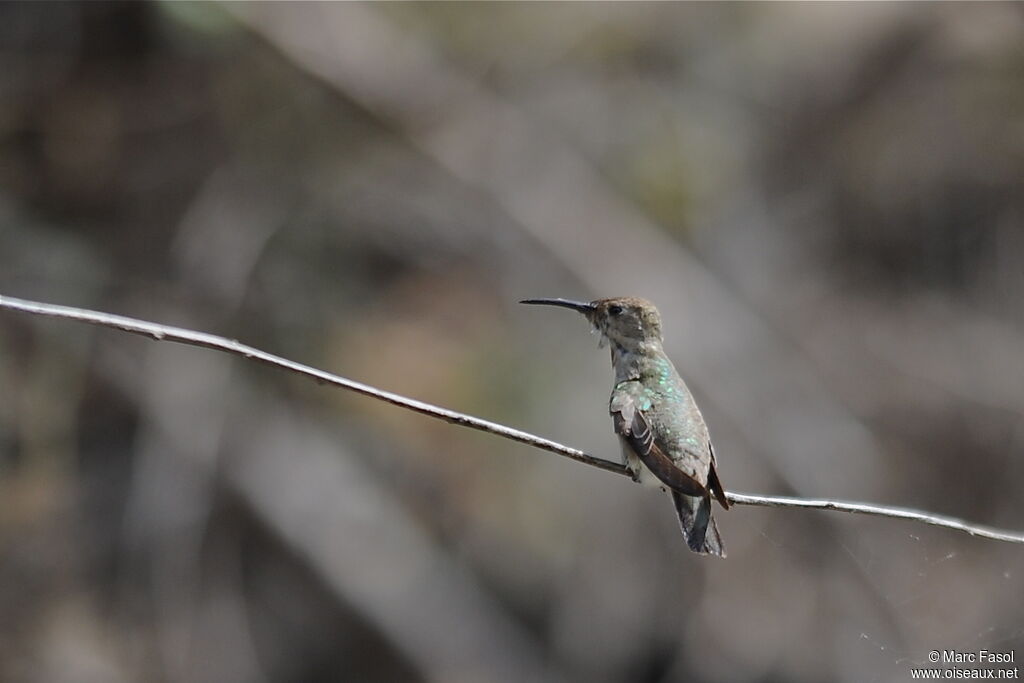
top-left (671, 490), bottom-right (725, 557)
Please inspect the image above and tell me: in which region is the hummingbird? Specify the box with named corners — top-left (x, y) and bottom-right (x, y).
top-left (521, 296), bottom-right (729, 556)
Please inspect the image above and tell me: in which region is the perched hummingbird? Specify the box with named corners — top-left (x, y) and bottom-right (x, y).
top-left (521, 296), bottom-right (730, 556)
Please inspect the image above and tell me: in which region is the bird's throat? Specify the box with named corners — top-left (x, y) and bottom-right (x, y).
top-left (610, 341), bottom-right (661, 383)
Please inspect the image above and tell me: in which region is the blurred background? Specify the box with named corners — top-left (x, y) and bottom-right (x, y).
top-left (1, 3), bottom-right (1023, 682)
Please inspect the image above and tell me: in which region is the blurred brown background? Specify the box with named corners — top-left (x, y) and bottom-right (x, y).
top-left (1, 3), bottom-right (1023, 682)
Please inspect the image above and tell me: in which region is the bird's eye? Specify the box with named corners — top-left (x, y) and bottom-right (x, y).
top-left (608, 305), bottom-right (623, 316)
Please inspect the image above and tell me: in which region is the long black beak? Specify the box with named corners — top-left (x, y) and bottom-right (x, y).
top-left (519, 297), bottom-right (596, 314)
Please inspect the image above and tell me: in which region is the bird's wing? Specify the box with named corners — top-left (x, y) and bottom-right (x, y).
top-left (707, 442), bottom-right (730, 510)
top-left (610, 384), bottom-right (706, 497)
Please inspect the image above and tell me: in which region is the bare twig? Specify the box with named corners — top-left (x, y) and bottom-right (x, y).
top-left (3, 293), bottom-right (1023, 545)
top-left (0, 295), bottom-right (623, 477)
top-left (724, 492), bottom-right (1024, 544)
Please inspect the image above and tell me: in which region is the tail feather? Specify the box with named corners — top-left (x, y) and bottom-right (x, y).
top-left (672, 491), bottom-right (725, 557)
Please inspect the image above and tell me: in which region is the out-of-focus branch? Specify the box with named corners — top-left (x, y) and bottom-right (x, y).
top-left (3, 293), bottom-right (1023, 546)
top-left (224, 2), bottom-right (888, 502)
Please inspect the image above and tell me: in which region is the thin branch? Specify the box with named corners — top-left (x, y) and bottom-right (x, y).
top-left (724, 492), bottom-right (1024, 544)
top-left (0, 295), bottom-right (623, 476)
top-left (3, 293), bottom-right (1023, 545)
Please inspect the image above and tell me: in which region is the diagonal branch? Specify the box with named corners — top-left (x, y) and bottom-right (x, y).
top-left (2, 293), bottom-right (1023, 545)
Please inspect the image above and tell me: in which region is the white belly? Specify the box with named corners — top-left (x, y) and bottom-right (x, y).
top-left (619, 438), bottom-right (664, 490)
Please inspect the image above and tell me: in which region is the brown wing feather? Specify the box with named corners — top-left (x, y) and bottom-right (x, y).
top-left (707, 442), bottom-right (730, 509)
top-left (615, 406), bottom-right (707, 497)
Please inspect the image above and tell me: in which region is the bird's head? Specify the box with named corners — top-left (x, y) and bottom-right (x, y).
top-left (520, 296), bottom-right (663, 350)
